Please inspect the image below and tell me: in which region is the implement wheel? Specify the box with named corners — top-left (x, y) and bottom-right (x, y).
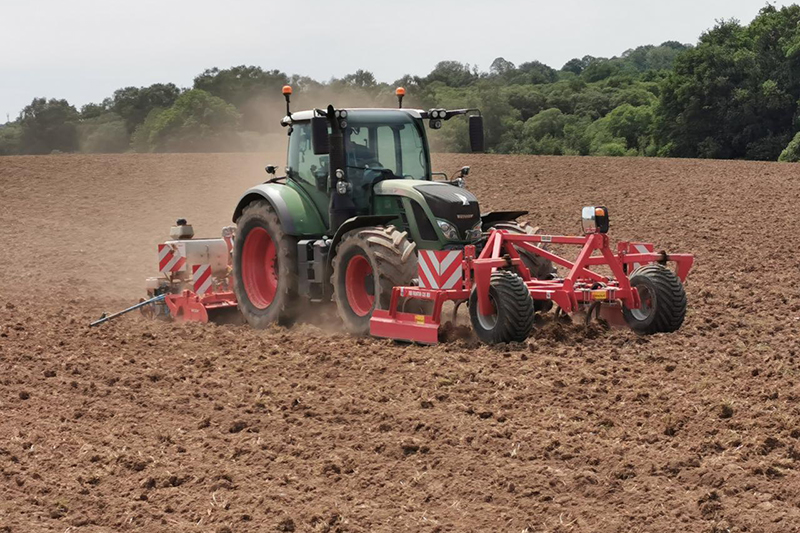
top-left (332, 226), bottom-right (417, 335)
top-left (623, 264), bottom-right (687, 334)
top-left (233, 200), bottom-right (298, 328)
top-left (489, 221), bottom-right (556, 313)
top-left (469, 270), bottom-right (535, 345)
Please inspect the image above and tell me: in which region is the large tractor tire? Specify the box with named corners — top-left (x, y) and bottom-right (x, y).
top-left (622, 264), bottom-right (687, 334)
top-left (233, 200), bottom-right (298, 328)
top-left (489, 221), bottom-right (556, 312)
top-left (469, 270), bottom-right (536, 345)
top-left (332, 226), bottom-right (417, 335)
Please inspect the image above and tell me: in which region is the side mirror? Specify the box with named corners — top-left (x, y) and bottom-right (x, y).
top-left (311, 116), bottom-right (330, 155)
top-left (469, 115), bottom-right (485, 153)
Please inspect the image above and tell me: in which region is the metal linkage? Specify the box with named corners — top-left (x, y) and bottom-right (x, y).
top-left (90, 294), bottom-right (167, 327)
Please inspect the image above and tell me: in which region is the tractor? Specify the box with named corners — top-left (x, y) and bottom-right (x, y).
top-left (230, 86), bottom-right (554, 337)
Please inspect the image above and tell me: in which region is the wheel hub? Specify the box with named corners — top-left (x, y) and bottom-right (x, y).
top-left (241, 227), bottom-right (278, 309)
top-left (631, 285), bottom-right (654, 321)
top-left (345, 254), bottom-right (375, 317)
top-left (476, 295), bottom-right (498, 330)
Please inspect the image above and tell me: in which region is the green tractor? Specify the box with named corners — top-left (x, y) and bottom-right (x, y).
top-left (231, 86), bottom-right (552, 334)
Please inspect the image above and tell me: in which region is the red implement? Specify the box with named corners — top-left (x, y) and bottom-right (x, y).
top-left (370, 229), bottom-right (694, 344)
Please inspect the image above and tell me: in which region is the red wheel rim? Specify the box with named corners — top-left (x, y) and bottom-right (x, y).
top-left (345, 255), bottom-right (374, 317)
top-left (241, 227), bottom-right (277, 309)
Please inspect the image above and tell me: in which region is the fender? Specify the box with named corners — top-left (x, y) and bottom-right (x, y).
top-left (481, 210), bottom-right (529, 230)
top-left (232, 182), bottom-right (327, 237)
top-left (326, 215), bottom-right (397, 271)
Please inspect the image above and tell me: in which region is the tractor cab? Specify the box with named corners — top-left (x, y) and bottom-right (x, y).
top-left (285, 109), bottom-right (432, 223)
top-left (275, 87), bottom-right (487, 246)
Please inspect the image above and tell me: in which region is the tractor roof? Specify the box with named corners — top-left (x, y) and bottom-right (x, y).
top-left (282, 108), bottom-right (425, 125)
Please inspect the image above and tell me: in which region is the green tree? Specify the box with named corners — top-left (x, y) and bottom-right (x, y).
top-left (424, 61), bottom-right (478, 87)
top-left (506, 61), bottom-right (558, 85)
top-left (78, 113), bottom-right (130, 153)
top-left (130, 108), bottom-right (166, 153)
top-left (146, 89), bottom-right (241, 152)
top-left (657, 6), bottom-right (800, 160)
top-left (339, 69), bottom-right (378, 88)
top-left (489, 57), bottom-right (516, 76)
top-left (194, 66), bottom-right (287, 105)
top-left (194, 66), bottom-right (287, 131)
top-left (0, 123), bottom-right (22, 155)
top-left (19, 97), bottom-right (79, 154)
top-left (779, 131), bottom-right (800, 162)
top-left (523, 108), bottom-right (568, 140)
top-left (606, 104), bottom-right (654, 152)
top-left (505, 85), bottom-right (546, 121)
top-left (111, 83), bottom-right (181, 133)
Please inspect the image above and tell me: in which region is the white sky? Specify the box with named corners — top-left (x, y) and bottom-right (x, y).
top-left (0, 0), bottom-right (784, 120)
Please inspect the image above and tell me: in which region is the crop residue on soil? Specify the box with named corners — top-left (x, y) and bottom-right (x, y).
top-left (2, 153), bottom-right (800, 532)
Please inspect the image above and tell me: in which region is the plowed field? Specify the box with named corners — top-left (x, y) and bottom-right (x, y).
top-left (2, 153), bottom-right (800, 532)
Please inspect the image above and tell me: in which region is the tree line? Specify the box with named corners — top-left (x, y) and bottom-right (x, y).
top-left (4, 4), bottom-right (800, 162)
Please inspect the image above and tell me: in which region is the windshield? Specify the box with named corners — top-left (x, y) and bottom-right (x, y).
top-left (344, 111), bottom-right (430, 183)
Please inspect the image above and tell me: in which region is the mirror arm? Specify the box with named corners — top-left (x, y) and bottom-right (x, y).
top-left (443, 108), bottom-right (481, 121)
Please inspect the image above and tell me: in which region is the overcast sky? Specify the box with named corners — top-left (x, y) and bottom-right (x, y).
top-left (1, 0), bottom-right (785, 121)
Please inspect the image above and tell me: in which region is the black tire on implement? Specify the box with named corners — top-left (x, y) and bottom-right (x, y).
top-left (469, 270), bottom-right (536, 345)
top-left (622, 264), bottom-right (687, 334)
top-left (489, 221), bottom-right (556, 312)
top-left (332, 226), bottom-right (417, 335)
top-left (233, 200), bottom-right (298, 328)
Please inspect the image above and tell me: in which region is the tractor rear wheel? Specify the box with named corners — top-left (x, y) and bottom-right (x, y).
top-left (622, 265), bottom-right (687, 334)
top-left (489, 221), bottom-right (556, 312)
top-left (234, 200), bottom-right (298, 328)
top-left (332, 226), bottom-right (417, 335)
top-left (469, 270), bottom-right (535, 345)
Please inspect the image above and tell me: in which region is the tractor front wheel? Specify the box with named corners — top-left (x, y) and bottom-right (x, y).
top-left (469, 270), bottom-right (536, 345)
top-left (332, 226), bottom-right (417, 335)
top-left (233, 200), bottom-right (298, 328)
top-left (622, 265), bottom-right (687, 334)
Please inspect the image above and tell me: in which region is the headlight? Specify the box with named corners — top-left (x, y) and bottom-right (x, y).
top-left (436, 219), bottom-right (460, 240)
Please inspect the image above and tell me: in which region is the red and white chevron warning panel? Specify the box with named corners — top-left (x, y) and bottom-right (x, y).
top-left (418, 250), bottom-right (463, 290)
top-left (192, 264), bottom-right (212, 295)
top-left (158, 244), bottom-right (186, 274)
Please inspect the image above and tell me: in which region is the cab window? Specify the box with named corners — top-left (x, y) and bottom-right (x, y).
top-left (288, 122), bottom-right (329, 186)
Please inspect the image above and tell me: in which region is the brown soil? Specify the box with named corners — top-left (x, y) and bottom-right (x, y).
top-left (2, 153), bottom-right (800, 532)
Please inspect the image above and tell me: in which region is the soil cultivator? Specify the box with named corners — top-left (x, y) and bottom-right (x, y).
top-left (371, 207), bottom-right (694, 344)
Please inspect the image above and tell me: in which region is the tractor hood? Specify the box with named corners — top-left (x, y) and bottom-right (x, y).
top-left (374, 180), bottom-right (481, 238)
top-left (413, 183), bottom-right (480, 235)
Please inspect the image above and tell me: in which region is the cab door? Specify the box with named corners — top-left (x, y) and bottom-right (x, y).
top-left (287, 121), bottom-right (330, 228)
